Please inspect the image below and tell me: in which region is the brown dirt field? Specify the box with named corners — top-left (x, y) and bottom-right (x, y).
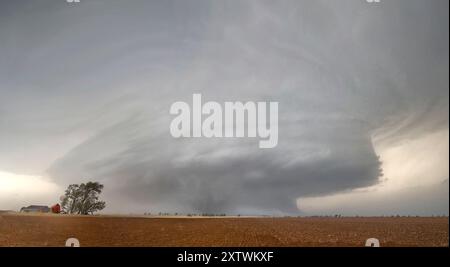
top-left (0, 213), bottom-right (448, 247)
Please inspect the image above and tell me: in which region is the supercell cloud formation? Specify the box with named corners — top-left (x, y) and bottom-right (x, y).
top-left (0, 0), bottom-right (448, 215)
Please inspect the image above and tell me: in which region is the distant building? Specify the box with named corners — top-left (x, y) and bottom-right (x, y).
top-left (51, 203), bottom-right (61, 214)
top-left (20, 205), bottom-right (50, 213)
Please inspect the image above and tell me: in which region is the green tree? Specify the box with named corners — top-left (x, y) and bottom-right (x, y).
top-left (61, 182), bottom-right (106, 215)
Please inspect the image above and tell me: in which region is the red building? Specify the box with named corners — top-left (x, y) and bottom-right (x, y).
top-left (51, 204), bottom-right (61, 214)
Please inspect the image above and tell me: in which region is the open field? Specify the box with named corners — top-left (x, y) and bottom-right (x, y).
top-left (0, 213), bottom-right (448, 247)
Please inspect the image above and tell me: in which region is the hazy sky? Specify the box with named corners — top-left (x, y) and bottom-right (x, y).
top-left (0, 0), bottom-right (448, 215)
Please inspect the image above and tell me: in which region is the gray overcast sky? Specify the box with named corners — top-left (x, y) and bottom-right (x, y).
top-left (0, 0), bottom-right (448, 215)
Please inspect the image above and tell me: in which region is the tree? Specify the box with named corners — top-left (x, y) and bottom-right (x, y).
top-left (61, 182), bottom-right (106, 215)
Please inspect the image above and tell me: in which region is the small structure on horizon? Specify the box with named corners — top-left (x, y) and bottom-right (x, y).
top-left (51, 203), bottom-right (61, 214)
top-left (20, 205), bottom-right (50, 213)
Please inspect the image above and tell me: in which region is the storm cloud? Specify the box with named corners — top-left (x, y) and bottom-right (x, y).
top-left (0, 0), bottom-right (448, 215)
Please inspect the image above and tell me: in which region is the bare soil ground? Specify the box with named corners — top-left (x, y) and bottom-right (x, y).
top-left (0, 213), bottom-right (447, 247)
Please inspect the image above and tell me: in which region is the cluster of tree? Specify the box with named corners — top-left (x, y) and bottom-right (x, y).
top-left (184, 213), bottom-right (227, 217)
top-left (61, 182), bottom-right (106, 215)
